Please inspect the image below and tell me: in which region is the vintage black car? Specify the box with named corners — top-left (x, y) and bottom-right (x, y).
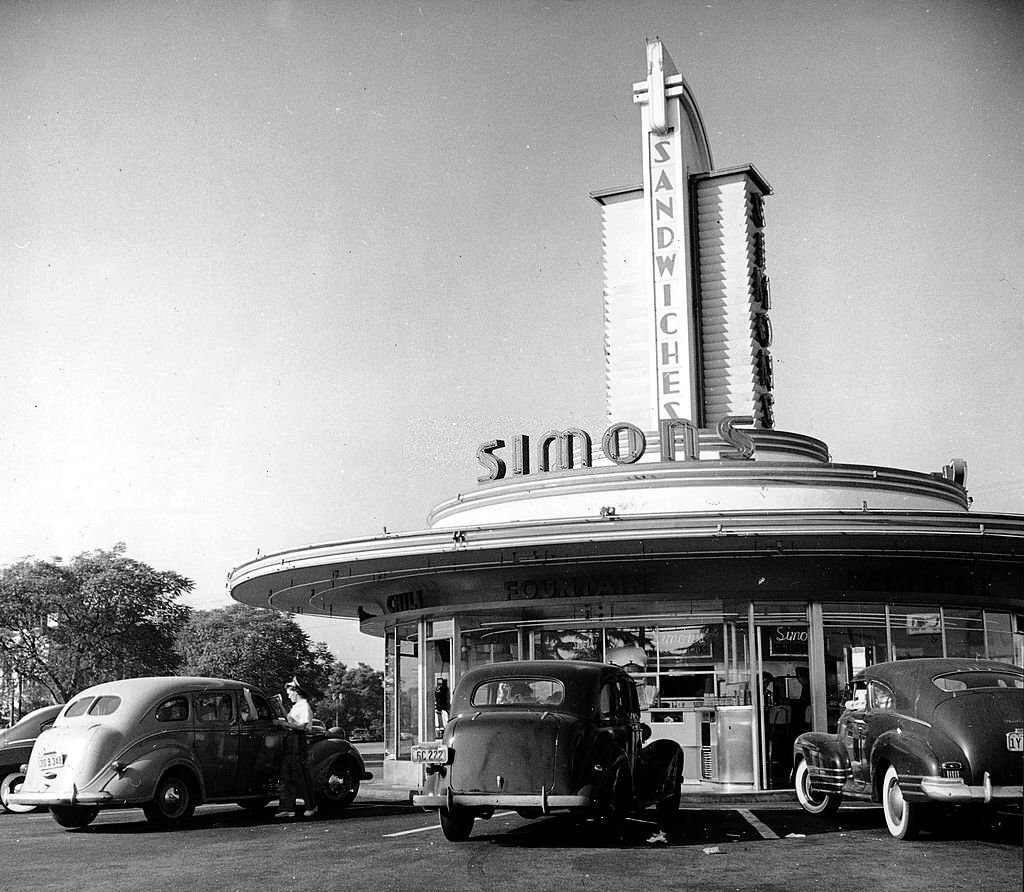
top-left (412, 660), bottom-right (683, 841)
top-left (0, 704), bottom-right (63, 814)
top-left (793, 658), bottom-right (1023, 839)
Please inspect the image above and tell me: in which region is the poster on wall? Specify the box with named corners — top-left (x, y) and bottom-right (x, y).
top-left (906, 613), bottom-right (941, 635)
top-left (767, 625), bottom-right (808, 657)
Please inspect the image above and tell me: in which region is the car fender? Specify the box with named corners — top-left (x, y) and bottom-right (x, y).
top-left (101, 744), bottom-right (206, 804)
top-left (635, 738), bottom-right (682, 806)
top-left (869, 729), bottom-right (939, 798)
top-left (792, 731), bottom-right (848, 776)
top-left (308, 738), bottom-right (366, 786)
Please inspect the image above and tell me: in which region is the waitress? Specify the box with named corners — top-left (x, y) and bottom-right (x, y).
top-left (276, 677), bottom-right (317, 819)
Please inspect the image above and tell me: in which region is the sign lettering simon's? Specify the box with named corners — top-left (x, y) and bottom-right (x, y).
top-left (477, 415), bottom-right (755, 483)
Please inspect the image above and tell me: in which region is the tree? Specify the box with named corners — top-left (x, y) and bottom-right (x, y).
top-left (176, 604), bottom-right (335, 708)
top-left (0, 544), bottom-right (193, 704)
top-left (326, 662), bottom-right (384, 736)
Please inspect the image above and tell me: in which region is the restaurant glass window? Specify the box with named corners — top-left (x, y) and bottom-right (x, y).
top-left (755, 604), bottom-right (810, 788)
top-left (890, 606), bottom-right (943, 659)
top-left (985, 611), bottom-right (1023, 666)
top-left (822, 604), bottom-right (888, 731)
top-left (604, 626), bottom-right (657, 707)
top-left (396, 622), bottom-right (418, 758)
top-left (942, 609), bottom-right (985, 658)
top-left (459, 625), bottom-right (520, 672)
top-left (533, 628), bottom-right (602, 661)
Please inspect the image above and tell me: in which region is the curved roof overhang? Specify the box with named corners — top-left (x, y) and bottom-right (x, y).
top-left (229, 510), bottom-right (1024, 634)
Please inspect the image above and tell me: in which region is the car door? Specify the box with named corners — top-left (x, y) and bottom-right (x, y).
top-left (235, 689), bottom-right (285, 796)
top-left (838, 678), bottom-right (870, 793)
top-left (192, 690), bottom-right (240, 799)
top-left (599, 677), bottom-right (633, 776)
top-left (863, 680), bottom-right (897, 782)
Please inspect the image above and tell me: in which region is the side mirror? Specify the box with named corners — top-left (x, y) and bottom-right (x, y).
top-left (640, 722), bottom-right (652, 742)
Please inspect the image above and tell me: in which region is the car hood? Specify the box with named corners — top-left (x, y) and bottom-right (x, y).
top-left (932, 689), bottom-right (1024, 784)
top-left (446, 710), bottom-right (580, 795)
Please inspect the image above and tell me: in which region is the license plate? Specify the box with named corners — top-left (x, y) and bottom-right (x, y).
top-left (38, 752), bottom-right (65, 770)
top-left (1008, 729), bottom-right (1024, 752)
top-left (410, 744), bottom-right (449, 764)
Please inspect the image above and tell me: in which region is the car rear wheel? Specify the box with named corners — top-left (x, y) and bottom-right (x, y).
top-left (794, 758), bottom-right (841, 816)
top-left (50, 805), bottom-right (99, 829)
top-left (317, 757), bottom-right (360, 812)
top-left (0, 771), bottom-right (37, 814)
top-left (143, 771), bottom-right (196, 827)
top-left (881, 764), bottom-right (923, 840)
top-left (439, 805), bottom-right (475, 841)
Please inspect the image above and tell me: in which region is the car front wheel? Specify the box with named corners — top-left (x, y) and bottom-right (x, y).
top-left (50, 805), bottom-right (99, 829)
top-left (439, 806), bottom-right (475, 841)
top-left (317, 757), bottom-right (360, 812)
top-left (794, 758), bottom-right (841, 816)
top-left (143, 771), bottom-right (196, 827)
top-left (0, 771), bottom-right (37, 814)
top-left (881, 764), bottom-right (923, 840)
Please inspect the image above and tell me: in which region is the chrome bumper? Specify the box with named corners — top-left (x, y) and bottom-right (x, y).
top-left (9, 790), bottom-right (114, 807)
top-left (413, 792), bottom-right (593, 812)
top-left (920, 773), bottom-right (1023, 803)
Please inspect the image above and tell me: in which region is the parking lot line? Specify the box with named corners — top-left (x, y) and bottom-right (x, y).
top-left (737, 808), bottom-right (779, 839)
top-left (383, 811), bottom-right (519, 837)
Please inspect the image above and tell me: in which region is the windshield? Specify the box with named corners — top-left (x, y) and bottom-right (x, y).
top-left (932, 670), bottom-right (1024, 692)
top-left (471, 678), bottom-right (565, 707)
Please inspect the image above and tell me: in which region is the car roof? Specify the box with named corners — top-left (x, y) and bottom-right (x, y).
top-left (67, 676), bottom-right (258, 702)
top-left (858, 658), bottom-right (1022, 711)
top-left (860, 658), bottom-right (1022, 685)
top-left (458, 660), bottom-right (620, 684)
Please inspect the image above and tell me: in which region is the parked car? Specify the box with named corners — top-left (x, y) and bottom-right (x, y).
top-left (10, 676), bottom-right (372, 829)
top-left (0, 704), bottom-right (63, 814)
top-left (413, 660), bottom-right (683, 841)
top-left (792, 658), bottom-right (1024, 839)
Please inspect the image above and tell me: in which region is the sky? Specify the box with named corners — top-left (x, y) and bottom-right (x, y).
top-left (3, 1), bottom-right (1023, 672)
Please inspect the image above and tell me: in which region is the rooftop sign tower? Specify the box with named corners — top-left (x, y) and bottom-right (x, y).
top-left (596, 38), bottom-right (775, 432)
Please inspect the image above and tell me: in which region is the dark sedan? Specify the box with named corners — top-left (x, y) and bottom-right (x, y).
top-left (793, 657), bottom-right (1023, 839)
top-left (413, 660), bottom-right (682, 841)
top-left (0, 704), bottom-right (63, 814)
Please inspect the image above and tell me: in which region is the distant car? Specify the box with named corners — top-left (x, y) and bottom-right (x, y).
top-left (0, 704), bottom-right (63, 814)
top-left (793, 658), bottom-right (1024, 839)
top-left (413, 660), bottom-right (683, 841)
top-left (10, 676), bottom-right (372, 829)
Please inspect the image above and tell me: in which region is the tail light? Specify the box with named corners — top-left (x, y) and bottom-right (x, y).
top-left (941, 761), bottom-right (963, 779)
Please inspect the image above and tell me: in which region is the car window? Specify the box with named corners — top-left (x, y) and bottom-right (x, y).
top-left (599, 682), bottom-right (617, 720)
top-left (868, 682), bottom-right (893, 712)
top-left (933, 670), bottom-right (1024, 692)
top-left (88, 696), bottom-right (121, 716)
top-left (240, 689), bottom-right (274, 722)
top-left (471, 678), bottom-right (565, 707)
top-left (155, 696), bottom-right (190, 722)
top-left (195, 692), bottom-right (234, 723)
top-left (617, 678), bottom-right (639, 718)
top-left (846, 681), bottom-right (867, 711)
top-left (64, 697), bottom-right (94, 717)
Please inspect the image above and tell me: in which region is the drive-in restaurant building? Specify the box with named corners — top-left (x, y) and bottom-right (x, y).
top-left (229, 40), bottom-right (1024, 793)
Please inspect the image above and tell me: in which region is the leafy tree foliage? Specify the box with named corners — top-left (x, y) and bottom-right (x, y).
top-left (176, 604), bottom-right (335, 707)
top-left (0, 544), bottom-right (193, 703)
top-left (326, 661), bottom-right (384, 736)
